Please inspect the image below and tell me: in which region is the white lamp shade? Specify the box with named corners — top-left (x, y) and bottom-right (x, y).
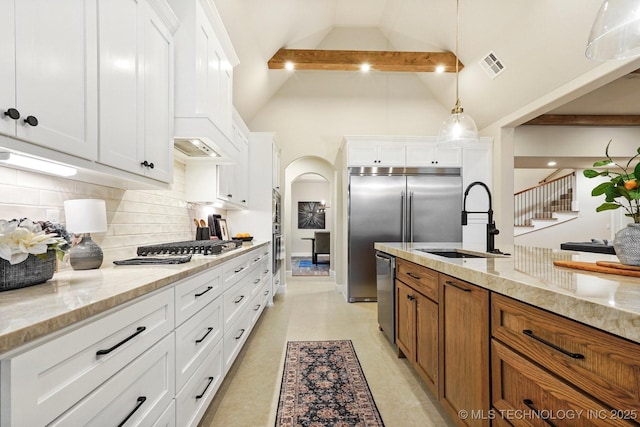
top-left (586, 0), bottom-right (640, 60)
top-left (438, 111), bottom-right (479, 144)
top-left (64, 199), bottom-right (108, 234)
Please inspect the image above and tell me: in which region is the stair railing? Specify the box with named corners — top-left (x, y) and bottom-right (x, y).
top-left (514, 172), bottom-right (575, 227)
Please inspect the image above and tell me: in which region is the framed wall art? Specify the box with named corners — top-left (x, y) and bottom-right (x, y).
top-left (298, 201), bottom-right (325, 229)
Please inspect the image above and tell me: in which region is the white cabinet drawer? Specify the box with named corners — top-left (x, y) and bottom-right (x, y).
top-left (223, 308), bottom-right (252, 373)
top-left (0, 287), bottom-right (174, 427)
top-left (175, 295), bottom-right (223, 392)
top-left (152, 400), bottom-right (176, 427)
top-left (223, 278), bottom-right (251, 328)
top-left (176, 339), bottom-right (224, 427)
top-left (50, 332), bottom-right (175, 426)
top-left (249, 281), bottom-right (268, 326)
top-left (246, 263), bottom-right (263, 297)
top-left (174, 266), bottom-right (222, 326)
top-left (248, 248), bottom-right (269, 270)
top-left (222, 253), bottom-right (251, 291)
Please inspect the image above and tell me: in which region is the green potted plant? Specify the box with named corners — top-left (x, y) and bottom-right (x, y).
top-left (584, 140), bottom-right (640, 265)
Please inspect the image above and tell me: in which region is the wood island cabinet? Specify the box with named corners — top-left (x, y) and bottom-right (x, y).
top-left (439, 274), bottom-right (490, 427)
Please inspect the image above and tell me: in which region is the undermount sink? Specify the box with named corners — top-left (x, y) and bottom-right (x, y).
top-left (415, 249), bottom-right (488, 258)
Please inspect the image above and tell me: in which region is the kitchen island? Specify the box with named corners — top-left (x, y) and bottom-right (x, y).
top-left (377, 242), bottom-right (640, 427)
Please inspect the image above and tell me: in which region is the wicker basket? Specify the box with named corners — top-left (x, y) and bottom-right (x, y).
top-left (0, 250), bottom-right (56, 292)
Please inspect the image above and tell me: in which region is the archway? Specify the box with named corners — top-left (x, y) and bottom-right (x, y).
top-left (284, 156), bottom-right (337, 284)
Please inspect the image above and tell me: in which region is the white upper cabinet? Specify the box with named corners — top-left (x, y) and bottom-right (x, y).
top-left (347, 140), bottom-right (406, 166)
top-left (169, 0), bottom-right (239, 158)
top-left (0, 0), bottom-right (98, 160)
top-left (97, 0), bottom-right (176, 183)
top-left (406, 140), bottom-right (461, 167)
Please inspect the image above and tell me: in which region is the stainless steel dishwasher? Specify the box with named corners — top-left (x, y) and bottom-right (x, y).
top-left (376, 251), bottom-right (396, 345)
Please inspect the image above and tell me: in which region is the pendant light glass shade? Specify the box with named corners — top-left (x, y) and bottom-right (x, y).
top-left (586, 0), bottom-right (640, 60)
top-left (439, 0), bottom-right (478, 143)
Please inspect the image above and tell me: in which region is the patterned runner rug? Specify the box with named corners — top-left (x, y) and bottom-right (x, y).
top-left (275, 340), bottom-right (385, 427)
top-left (291, 257), bottom-right (330, 276)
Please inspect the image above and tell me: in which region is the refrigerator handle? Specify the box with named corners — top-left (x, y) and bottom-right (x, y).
top-left (409, 191), bottom-right (414, 244)
top-left (401, 191), bottom-right (406, 243)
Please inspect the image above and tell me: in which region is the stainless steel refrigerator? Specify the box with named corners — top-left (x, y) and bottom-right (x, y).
top-left (348, 167), bottom-right (462, 302)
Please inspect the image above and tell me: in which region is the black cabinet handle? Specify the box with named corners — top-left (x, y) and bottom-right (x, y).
top-left (4, 108), bottom-right (19, 120)
top-left (522, 330), bottom-right (585, 359)
top-left (242, 199), bottom-right (246, 203)
top-left (23, 115), bottom-right (38, 126)
top-left (234, 295), bottom-right (245, 304)
top-left (96, 326), bottom-right (146, 356)
top-left (227, 194), bottom-right (233, 198)
top-left (445, 280), bottom-right (471, 292)
top-left (253, 278), bottom-right (261, 284)
top-left (406, 294), bottom-right (416, 301)
top-left (195, 327), bottom-right (214, 344)
top-left (234, 267), bottom-right (245, 273)
top-left (264, 269), bottom-right (269, 274)
top-left (234, 328), bottom-right (245, 340)
top-left (194, 286), bottom-right (213, 297)
top-left (523, 399), bottom-right (557, 427)
top-left (196, 377), bottom-right (215, 400)
top-left (254, 304), bottom-right (261, 311)
top-left (117, 396), bottom-right (146, 427)
top-left (140, 160), bottom-right (154, 169)
top-left (263, 290), bottom-right (269, 296)
top-left (406, 272), bottom-right (421, 280)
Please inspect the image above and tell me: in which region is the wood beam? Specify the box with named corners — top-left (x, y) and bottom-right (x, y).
top-left (523, 114), bottom-right (640, 126)
top-left (267, 48), bottom-right (463, 72)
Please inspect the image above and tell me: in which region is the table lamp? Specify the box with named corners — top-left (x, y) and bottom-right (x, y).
top-left (63, 199), bottom-right (108, 270)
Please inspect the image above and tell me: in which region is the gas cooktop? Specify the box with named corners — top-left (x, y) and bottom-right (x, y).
top-left (136, 239), bottom-right (241, 256)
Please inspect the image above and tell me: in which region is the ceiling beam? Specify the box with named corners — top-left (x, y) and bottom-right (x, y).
top-left (267, 48), bottom-right (463, 72)
top-left (523, 114), bottom-right (640, 126)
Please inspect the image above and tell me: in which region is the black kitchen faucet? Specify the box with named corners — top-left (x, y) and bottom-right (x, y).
top-left (461, 181), bottom-right (503, 254)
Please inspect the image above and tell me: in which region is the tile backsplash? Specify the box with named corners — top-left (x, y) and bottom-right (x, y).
top-left (0, 161), bottom-right (224, 267)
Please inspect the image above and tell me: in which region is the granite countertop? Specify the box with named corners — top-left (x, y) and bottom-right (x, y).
top-left (375, 242), bottom-right (640, 344)
top-left (0, 242), bottom-right (270, 356)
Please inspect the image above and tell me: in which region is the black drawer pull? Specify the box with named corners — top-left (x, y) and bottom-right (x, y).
top-left (254, 257), bottom-right (261, 262)
top-left (445, 280), bottom-right (471, 292)
top-left (406, 295), bottom-right (416, 301)
top-left (196, 377), bottom-right (215, 400)
top-left (254, 304), bottom-right (261, 311)
top-left (23, 115), bottom-right (38, 126)
top-left (264, 269), bottom-right (269, 274)
top-left (96, 326), bottom-right (146, 356)
top-left (253, 278), bottom-right (261, 284)
top-left (406, 272), bottom-right (421, 280)
top-left (234, 266), bottom-right (245, 273)
top-left (234, 295), bottom-right (245, 304)
top-left (523, 399), bottom-right (557, 427)
top-left (235, 329), bottom-right (245, 340)
top-left (522, 330), bottom-right (585, 359)
top-left (195, 327), bottom-right (214, 344)
top-left (117, 396), bottom-right (146, 427)
top-left (263, 290), bottom-right (269, 296)
top-left (194, 286), bottom-right (213, 297)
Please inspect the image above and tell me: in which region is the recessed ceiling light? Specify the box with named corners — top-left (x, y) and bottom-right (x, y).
top-left (360, 63), bottom-right (371, 73)
top-left (285, 61), bottom-right (295, 71)
top-left (547, 161), bottom-right (557, 167)
top-left (435, 65), bottom-right (445, 73)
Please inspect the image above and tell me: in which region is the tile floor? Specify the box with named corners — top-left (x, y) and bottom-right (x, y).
top-left (199, 276), bottom-right (454, 427)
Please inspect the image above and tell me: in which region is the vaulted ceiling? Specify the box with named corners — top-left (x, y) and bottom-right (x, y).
top-left (212, 0), bottom-right (640, 133)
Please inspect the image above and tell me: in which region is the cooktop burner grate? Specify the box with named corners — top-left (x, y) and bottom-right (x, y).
top-left (137, 239), bottom-right (241, 256)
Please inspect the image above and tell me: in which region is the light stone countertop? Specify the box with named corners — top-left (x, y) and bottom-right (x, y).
top-left (375, 242), bottom-right (640, 344)
top-left (0, 242), bottom-right (270, 356)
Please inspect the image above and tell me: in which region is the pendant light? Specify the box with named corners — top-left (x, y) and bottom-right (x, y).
top-left (439, 0), bottom-right (478, 144)
top-left (585, 0), bottom-right (640, 60)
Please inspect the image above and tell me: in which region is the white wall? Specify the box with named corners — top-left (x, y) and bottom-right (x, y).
top-left (290, 179), bottom-right (330, 255)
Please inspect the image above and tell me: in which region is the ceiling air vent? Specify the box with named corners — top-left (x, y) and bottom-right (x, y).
top-left (480, 51), bottom-right (505, 79)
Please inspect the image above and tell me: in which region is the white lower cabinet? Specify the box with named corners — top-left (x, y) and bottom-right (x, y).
top-left (49, 333), bottom-right (175, 426)
top-left (0, 245), bottom-right (271, 427)
top-left (175, 339), bottom-right (224, 427)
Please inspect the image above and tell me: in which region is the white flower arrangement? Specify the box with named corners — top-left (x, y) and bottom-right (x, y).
top-left (0, 218), bottom-right (69, 265)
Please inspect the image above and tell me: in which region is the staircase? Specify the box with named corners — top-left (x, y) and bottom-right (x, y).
top-left (514, 173), bottom-right (579, 236)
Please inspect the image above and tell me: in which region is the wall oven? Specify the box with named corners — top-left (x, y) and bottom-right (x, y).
top-left (272, 231), bottom-right (282, 273)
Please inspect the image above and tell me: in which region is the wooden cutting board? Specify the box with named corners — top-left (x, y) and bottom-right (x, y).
top-left (595, 261), bottom-right (640, 271)
top-left (553, 260), bottom-right (640, 278)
